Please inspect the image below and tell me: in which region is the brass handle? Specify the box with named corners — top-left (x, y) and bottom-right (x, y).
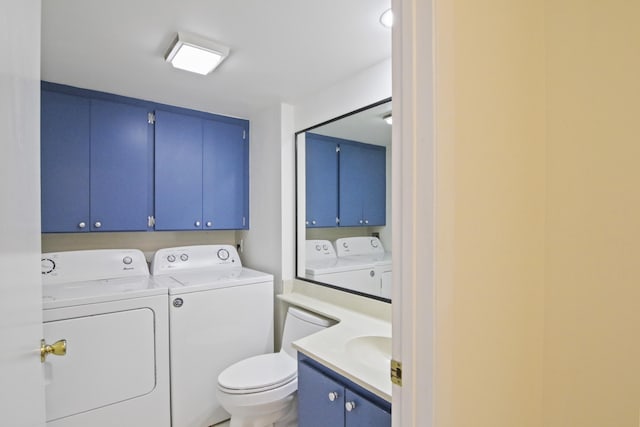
top-left (40, 339), bottom-right (67, 363)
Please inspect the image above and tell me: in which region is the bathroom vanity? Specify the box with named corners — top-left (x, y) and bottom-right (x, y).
top-left (298, 354), bottom-right (391, 427)
top-left (279, 282), bottom-right (392, 427)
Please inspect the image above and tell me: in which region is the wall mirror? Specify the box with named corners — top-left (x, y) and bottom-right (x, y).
top-left (296, 98), bottom-right (392, 302)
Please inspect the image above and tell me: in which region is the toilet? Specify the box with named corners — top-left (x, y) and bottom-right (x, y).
top-left (217, 306), bottom-right (333, 427)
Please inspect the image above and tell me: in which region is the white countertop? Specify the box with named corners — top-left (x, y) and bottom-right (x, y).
top-left (278, 291), bottom-right (392, 401)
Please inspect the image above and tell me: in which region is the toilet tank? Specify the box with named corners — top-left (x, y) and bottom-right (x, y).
top-left (281, 307), bottom-right (334, 358)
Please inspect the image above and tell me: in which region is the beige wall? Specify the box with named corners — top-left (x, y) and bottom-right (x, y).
top-left (431, 0), bottom-right (640, 426)
top-left (544, 1), bottom-right (640, 425)
top-left (434, 0), bottom-right (546, 426)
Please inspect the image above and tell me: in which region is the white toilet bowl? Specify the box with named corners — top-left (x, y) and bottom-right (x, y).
top-left (217, 307), bottom-right (333, 427)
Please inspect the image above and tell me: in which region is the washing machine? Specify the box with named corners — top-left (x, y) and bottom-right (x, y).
top-left (150, 244), bottom-right (274, 427)
top-left (41, 249), bottom-right (170, 427)
top-left (335, 236), bottom-right (393, 298)
top-left (304, 239), bottom-right (380, 296)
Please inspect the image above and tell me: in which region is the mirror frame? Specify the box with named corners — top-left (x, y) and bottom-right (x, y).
top-left (294, 97), bottom-right (392, 303)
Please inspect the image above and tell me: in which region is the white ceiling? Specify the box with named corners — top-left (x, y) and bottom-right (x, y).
top-left (41, 0), bottom-right (392, 119)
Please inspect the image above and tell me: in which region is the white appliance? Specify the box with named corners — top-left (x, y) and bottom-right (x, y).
top-left (335, 236), bottom-right (393, 298)
top-left (150, 244), bottom-right (274, 427)
top-left (304, 239), bottom-right (379, 296)
top-left (41, 249), bottom-right (170, 427)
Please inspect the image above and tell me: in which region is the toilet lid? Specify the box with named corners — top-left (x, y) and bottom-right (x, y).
top-left (218, 352), bottom-right (297, 393)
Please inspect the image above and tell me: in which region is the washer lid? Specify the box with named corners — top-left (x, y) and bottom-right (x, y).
top-left (218, 352), bottom-right (297, 393)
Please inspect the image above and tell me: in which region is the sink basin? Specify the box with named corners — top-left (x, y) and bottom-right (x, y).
top-left (346, 336), bottom-right (392, 369)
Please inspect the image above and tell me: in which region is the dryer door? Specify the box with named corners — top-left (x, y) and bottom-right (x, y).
top-left (43, 308), bottom-right (156, 422)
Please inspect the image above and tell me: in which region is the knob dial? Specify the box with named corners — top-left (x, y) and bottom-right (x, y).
top-left (41, 258), bottom-right (55, 274)
top-left (94, 221), bottom-right (102, 228)
top-left (167, 254), bottom-right (176, 263)
top-left (217, 248), bottom-right (230, 261)
top-left (315, 244), bottom-right (321, 251)
top-left (122, 256), bottom-right (133, 265)
top-left (180, 253), bottom-right (188, 262)
top-left (322, 244), bottom-right (328, 250)
top-left (371, 239), bottom-right (379, 248)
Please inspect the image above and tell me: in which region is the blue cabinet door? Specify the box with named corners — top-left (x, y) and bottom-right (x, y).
top-left (338, 141), bottom-right (386, 227)
top-left (41, 91), bottom-right (91, 232)
top-left (305, 134), bottom-right (339, 227)
top-left (90, 100), bottom-right (153, 231)
top-left (203, 120), bottom-right (248, 229)
top-left (154, 110), bottom-right (203, 230)
top-left (338, 142), bottom-right (365, 226)
top-left (298, 362), bottom-right (345, 427)
top-left (344, 389), bottom-right (391, 427)
top-left (361, 145), bottom-right (386, 226)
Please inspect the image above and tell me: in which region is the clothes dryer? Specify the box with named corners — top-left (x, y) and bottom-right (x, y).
top-left (41, 249), bottom-right (170, 427)
top-left (150, 244), bottom-right (274, 427)
top-left (335, 237), bottom-right (392, 298)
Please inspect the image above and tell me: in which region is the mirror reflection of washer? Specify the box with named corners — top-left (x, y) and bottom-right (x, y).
top-left (150, 244), bottom-right (274, 427)
top-left (41, 249), bottom-right (170, 427)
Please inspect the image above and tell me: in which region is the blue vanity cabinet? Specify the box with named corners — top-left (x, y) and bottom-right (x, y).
top-left (41, 90), bottom-right (153, 232)
top-left (155, 110), bottom-right (250, 231)
top-left (298, 355), bottom-right (391, 427)
top-left (202, 119), bottom-right (249, 229)
top-left (339, 141), bottom-right (386, 227)
top-left (305, 134), bottom-right (339, 227)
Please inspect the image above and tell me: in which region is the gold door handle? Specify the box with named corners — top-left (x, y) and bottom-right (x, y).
top-left (40, 339), bottom-right (67, 363)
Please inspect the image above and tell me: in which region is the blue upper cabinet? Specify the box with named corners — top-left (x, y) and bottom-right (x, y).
top-left (203, 120), bottom-right (249, 229)
top-left (90, 100), bottom-right (153, 231)
top-left (155, 110), bottom-right (250, 231)
top-left (154, 110), bottom-right (204, 231)
top-left (41, 90), bottom-right (91, 232)
top-left (338, 140), bottom-right (386, 227)
top-left (305, 134), bottom-right (339, 227)
top-left (41, 89), bottom-right (153, 232)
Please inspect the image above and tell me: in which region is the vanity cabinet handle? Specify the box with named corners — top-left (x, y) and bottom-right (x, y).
top-left (345, 401), bottom-right (356, 412)
top-left (94, 221), bottom-right (102, 228)
top-left (78, 222), bottom-right (86, 229)
top-left (194, 220), bottom-right (201, 227)
top-left (206, 221), bottom-right (213, 227)
top-left (328, 391), bottom-right (339, 402)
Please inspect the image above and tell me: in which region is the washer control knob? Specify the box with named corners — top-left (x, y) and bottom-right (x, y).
top-left (167, 254), bottom-right (176, 263)
top-left (173, 298), bottom-right (183, 308)
top-left (78, 222), bottom-right (86, 229)
top-left (94, 221), bottom-right (102, 228)
top-left (315, 244), bottom-right (321, 251)
top-left (217, 248), bottom-right (230, 261)
top-left (41, 258), bottom-right (55, 275)
top-left (322, 244), bottom-right (328, 250)
top-left (180, 253), bottom-right (188, 262)
top-left (122, 256), bottom-right (133, 265)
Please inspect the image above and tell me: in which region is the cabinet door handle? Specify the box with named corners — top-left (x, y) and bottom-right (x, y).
top-left (206, 221), bottom-right (213, 227)
top-left (78, 222), bottom-right (86, 229)
top-left (311, 220), bottom-right (317, 225)
top-left (328, 391), bottom-right (339, 402)
top-left (94, 221), bottom-right (102, 228)
top-left (359, 220), bottom-right (364, 224)
top-left (364, 219), bottom-right (369, 224)
top-left (345, 401), bottom-right (356, 412)
top-left (194, 220), bottom-right (201, 227)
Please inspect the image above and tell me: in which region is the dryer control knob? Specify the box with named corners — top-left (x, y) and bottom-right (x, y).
top-left (122, 256), bottom-right (133, 265)
top-left (217, 248), bottom-right (230, 261)
top-left (173, 298), bottom-right (183, 308)
top-left (180, 254), bottom-right (189, 262)
top-left (167, 254), bottom-right (176, 263)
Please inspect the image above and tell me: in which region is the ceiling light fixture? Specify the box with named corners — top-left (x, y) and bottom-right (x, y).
top-left (383, 113), bottom-right (392, 125)
top-left (380, 8), bottom-right (393, 28)
top-left (165, 32), bottom-right (230, 75)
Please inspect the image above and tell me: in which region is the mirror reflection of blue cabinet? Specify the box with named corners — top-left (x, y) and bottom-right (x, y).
top-left (41, 89), bottom-right (153, 232)
top-left (305, 134), bottom-right (339, 227)
top-left (305, 134), bottom-right (386, 228)
top-left (154, 110), bottom-right (249, 231)
top-left (339, 141), bottom-right (386, 227)
top-left (298, 355), bottom-right (391, 427)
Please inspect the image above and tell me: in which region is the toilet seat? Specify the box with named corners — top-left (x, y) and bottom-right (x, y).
top-left (218, 352), bottom-right (297, 394)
